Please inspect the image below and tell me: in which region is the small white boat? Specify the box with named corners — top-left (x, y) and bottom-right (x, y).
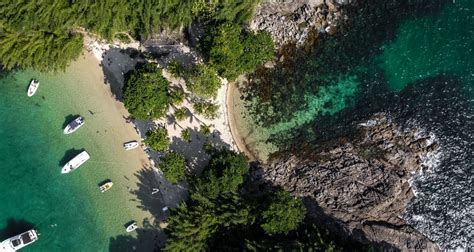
top-left (125, 222), bottom-right (138, 232)
top-left (0, 229), bottom-right (38, 251)
top-left (123, 141), bottom-right (139, 151)
top-left (63, 116), bottom-right (85, 134)
top-left (61, 151), bottom-right (90, 174)
top-left (27, 79), bottom-right (39, 97)
top-left (99, 181), bottom-right (113, 193)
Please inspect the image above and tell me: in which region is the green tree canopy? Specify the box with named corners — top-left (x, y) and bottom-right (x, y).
top-left (144, 127), bottom-right (170, 152)
top-left (160, 152), bottom-right (186, 184)
top-left (260, 190), bottom-right (306, 235)
top-left (186, 64), bottom-right (221, 98)
top-left (0, 1), bottom-right (260, 71)
top-left (203, 24), bottom-right (275, 80)
top-left (123, 63), bottom-right (169, 120)
top-left (191, 149), bottom-right (248, 201)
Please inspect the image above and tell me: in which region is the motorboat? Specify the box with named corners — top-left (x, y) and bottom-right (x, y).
top-left (125, 222), bottom-right (138, 232)
top-left (123, 141), bottom-right (139, 151)
top-left (27, 79), bottom-right (39, 97)
top-left (63, 116), bottom-right (85, 134)
top-left (0, 229), bottom-right (38, 251)
top-left (99, 180), bottom-right (113, 193)
top-left (61, 151), bottom-right (90, 174)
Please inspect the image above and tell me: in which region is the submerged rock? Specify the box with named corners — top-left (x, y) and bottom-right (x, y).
top-left (253, 113), bottom-right (441, 250)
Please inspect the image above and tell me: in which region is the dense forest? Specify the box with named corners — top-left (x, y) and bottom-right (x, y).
top-left (164, 149), bottom-right (340, 251)
top-left (0, 0), bottom-right (260, 71)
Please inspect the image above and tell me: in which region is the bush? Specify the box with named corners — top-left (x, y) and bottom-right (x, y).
top-left (123, 63), bottom-right (169, 120)
top-left (144, 127), bottom-right (170, 151)
top-left (187, 64), bottom-right (222, 98)
top-left (174, 107), bottom-right (188, 121)
top-left (160, 152), bottom-right (186, 184)
top-left (261, 190), bottom-right (306, 235)
top-left (168, 60), bottom-right (185, 78)
top-left (193, 101), bottom-right (219, 120)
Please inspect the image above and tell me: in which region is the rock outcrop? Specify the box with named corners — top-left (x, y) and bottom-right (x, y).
top-left (250, 0), bottom-right (349, 47)
top-left (253, 113), bottom-right (441, 250)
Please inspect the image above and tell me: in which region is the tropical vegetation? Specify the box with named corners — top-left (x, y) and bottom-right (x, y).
top-left (261, 190), bottom-right (307, 235)
top-left (193, 101), bottom-right (220, 120)
top-left (201, 23), bottom-right (275, 80)
top-left (174, 107), bottom-right (188, 121)
top-left (144, 127), bottom-right (170, 152)
top-left (180, 128), bottom-right (192, 142)
top-left (159, 152), bottom-right (186, 184)
top-left (123, 63), bottom-right (169, 120)
top-left (164, 149), bottom-right (338, 251)
top-left (0, 0), bottom-right (260, 71)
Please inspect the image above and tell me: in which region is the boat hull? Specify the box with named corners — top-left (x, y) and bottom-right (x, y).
top-left (61, 151), bottom-right (90, 174)
top-left (27, 80), bottom-right (39, 97)
top-left (63, 117), bottom-right (85, 134)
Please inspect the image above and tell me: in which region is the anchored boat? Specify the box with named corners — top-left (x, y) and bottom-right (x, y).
top-left (61, 151), bottom-right (90, 174)
top-left (99, 180), bottom-right (113, 193)
top-left (0, 229), bottom-right (38, 251)
top-left (123, 141), bottom-right (139, 151)
top-left (125, 222), bottom-right (138, 232)
top-left (27, 80), bottom-right (39, 97)
top-left (63, 116), bottom-right (85, 134)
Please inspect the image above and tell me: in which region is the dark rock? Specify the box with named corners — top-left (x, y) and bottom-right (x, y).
top-left (253, 113), bottom-right (441, 250)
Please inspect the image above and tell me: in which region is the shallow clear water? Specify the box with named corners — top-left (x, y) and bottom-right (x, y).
top-left (0, 59), bottom-right (151, 251)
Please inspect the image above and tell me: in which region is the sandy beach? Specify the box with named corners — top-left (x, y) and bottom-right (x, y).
top-left (55, 51), bottom-right (165, 249)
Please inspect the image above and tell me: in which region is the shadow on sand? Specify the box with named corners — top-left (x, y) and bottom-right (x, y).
top-left (108, 218), bottom-right (164, 252)
top-left (0, 218), bottom-right (36, 241)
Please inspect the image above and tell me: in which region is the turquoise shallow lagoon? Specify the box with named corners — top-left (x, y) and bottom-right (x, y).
top-left (0, 53), bottom-right (153, 251)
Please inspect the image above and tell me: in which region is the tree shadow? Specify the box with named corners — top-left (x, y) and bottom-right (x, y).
top-left (0, 218), bottom-right (36, 241)
top-left (169, 127), bottom-right (230, 175)
top-left (108, 218), bottom-right (164, 252)
top-left (61, 114), bottom-right (81, 129)
top-left (100, 48), bottom-right (143, 102)
top-left (58, 148), bottom-right (85, 167)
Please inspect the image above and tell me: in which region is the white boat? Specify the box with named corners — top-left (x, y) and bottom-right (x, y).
top-left (61, 151), bottom-right (90, 174)
top-left (125, 222), bottom-right (138, 232)
top-left (99, 181), bottom-right (113, 193)
top-left (0, 229), bottom-right (38, 251)
top-left (123, 141), bottom-right (139, 151)
top-left (27, 80), bottom-right (39, 97)
top-left (63, 116), bottom-right (85, 134)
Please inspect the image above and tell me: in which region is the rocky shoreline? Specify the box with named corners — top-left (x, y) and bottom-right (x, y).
top-left (251, 113), bottom-right (441, 250)
top-left (250, 0), bottom-right (350, 48)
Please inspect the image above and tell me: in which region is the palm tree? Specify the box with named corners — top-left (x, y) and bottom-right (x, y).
top-left (199, 124), bottom-right (212, 136)
top-left (181, 128), bottom-right (192, 142)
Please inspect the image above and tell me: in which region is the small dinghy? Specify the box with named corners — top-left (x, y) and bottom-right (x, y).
top-left (98, 180), bottom-right (113, 193)
top-left (27, 79), bottom-right (40, 97)
top-left (123, 141), bottom-right (139, 151)
top-left (125, 222), bottom-right (138, 232)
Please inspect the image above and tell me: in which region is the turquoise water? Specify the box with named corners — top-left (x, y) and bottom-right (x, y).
top-left (239, 0), bottom-right (473, 248)
top-left (0, 72), bottom-right (106, 250)
top-left (0, 58), bottom-right (152, 251)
